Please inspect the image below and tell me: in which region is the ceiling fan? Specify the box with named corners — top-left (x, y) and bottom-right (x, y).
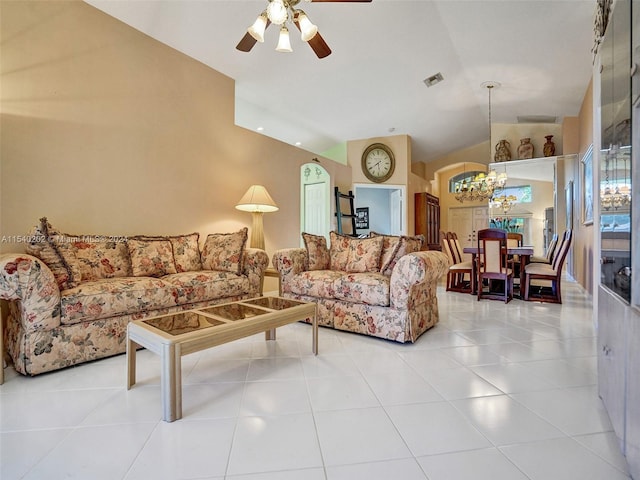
top-left (236, 0), bottom-right (372, 59)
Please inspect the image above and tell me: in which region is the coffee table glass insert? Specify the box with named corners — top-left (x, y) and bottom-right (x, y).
top-left (127, 296), bottom-right (317, 422)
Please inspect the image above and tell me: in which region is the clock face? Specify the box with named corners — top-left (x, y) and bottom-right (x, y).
top-left (362, 143), bottom-right (395, 183)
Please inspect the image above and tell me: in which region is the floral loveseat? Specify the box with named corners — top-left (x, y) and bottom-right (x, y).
top-left (272, 232), bottom-right (450, 343)
top-left (0, 218), bottom-right (268, 376)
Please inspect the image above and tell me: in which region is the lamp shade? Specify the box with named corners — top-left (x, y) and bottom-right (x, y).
top-left (235, 185), bottom-right (279, 213)
top-left (247, 13), bottom-right (267, 43)
top-left (276, 26), bottom-right (293, 53)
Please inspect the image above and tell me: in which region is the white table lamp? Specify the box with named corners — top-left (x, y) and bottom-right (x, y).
top-left (235, 185), bottom-right (279, 250)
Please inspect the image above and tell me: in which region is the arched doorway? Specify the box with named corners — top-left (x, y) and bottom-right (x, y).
top-left (300, 163), bottom-right (330, 244)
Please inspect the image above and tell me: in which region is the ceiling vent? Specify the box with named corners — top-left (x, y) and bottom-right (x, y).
top-left (423, 72), bottom-right (444, 87)
top-left (517, 115), bottom-right (558, 124)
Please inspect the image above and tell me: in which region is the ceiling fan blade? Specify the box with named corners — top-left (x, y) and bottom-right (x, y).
top-left (293, 12), bottom-right (331, 58)
top-left (236, 19), bottom-right (272, 52)
top-left (307, 31), bottom-right (332, 58)
top-left (236, 32), bottom-right (257, 52)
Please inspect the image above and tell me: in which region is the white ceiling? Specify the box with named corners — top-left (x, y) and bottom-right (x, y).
top-left (85, 0), bottom-right (596, 165)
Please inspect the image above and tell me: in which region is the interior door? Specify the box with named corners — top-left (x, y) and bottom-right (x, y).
top-left (304, 182), bottom-right (327, 236)
top-left (389, 189), bottom-right (403, 235)
top-left (448, 206), bottom-right (489, 259)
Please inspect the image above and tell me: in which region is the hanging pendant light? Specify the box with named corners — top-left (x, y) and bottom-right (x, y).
top-left (276, 26), bottom-right (293, 52)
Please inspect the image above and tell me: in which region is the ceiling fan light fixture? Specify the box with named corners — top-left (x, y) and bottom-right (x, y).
top-left (276, 26), bottom-right (293, 52)
top-left (296, 10), bottom-right (318, 42)
top-left (247, 13), bottom-right (268, 42)
top-left (267, 0), bottom-right (289, 25)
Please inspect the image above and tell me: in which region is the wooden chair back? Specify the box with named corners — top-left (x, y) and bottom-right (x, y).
top-left (449, 232), bottom-right (465, 264)
top-left (551, 230), bottom-right (573, 272)
top-left (478, 229), bottom-right (508, 275)
top-left (546, 233), bottom-right (559, 263)
top-left (507, 232), bottom-right (523, 249)
top-left (440, 231), bottom-right (456, 265)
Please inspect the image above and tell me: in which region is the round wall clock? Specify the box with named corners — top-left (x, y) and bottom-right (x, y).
top-left (361, 143), bottom-right (395, 183)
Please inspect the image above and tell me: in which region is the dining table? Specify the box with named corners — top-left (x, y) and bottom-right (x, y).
top-left (462, 245), bottom-right (535, 297)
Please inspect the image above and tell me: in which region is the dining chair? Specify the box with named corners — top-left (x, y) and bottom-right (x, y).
top-left (506, 232), bottom-right (523, 281)
top-left (530, 233), bottom-right (558, 265)
top-left (442, 232), bottom-right (473, 293)
top-left (477, 228), bottom-right (513, 303)
top-left (523, 230), bottom-right (572, 303)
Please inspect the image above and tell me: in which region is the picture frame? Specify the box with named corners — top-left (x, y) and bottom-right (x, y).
top-left (581, 145), bottom-right (594, 225)
top-left (355, 207), bottom-right (369, 229)
top-left (565, 180), bottom-right (574, 229)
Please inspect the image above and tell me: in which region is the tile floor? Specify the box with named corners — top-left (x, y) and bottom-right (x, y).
top-left (0, 280), bottom-right (632, 480)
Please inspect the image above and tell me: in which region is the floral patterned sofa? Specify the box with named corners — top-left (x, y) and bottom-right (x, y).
top-left (272, 232), bottom-right (450, 343)
top-left (0, 218), bottom-right (268, 376)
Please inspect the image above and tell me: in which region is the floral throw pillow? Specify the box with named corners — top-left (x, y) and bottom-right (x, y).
top-left (302, 232), bottom-right (330, 270)
top-left (201, 228), bottom-right (248, 275)
top-left (135, 233), bottom-right (202, 272)
top-left (127, 238), bottom-right (177, 277)
top-left (329, 231), bottom-right (351, 271)
top-left (344, 236), bottom-right (384, 273)
top-left (25, 217), bottom-right (82, 290)
top-left (370, 232), bottom-right (424, 275)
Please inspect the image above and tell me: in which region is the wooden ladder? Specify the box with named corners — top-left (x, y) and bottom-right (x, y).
top-left (334, 187), bottom-right (358, 236)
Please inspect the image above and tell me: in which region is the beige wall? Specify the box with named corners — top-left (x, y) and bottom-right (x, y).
top-left (0, 0), bottom-right (351, 289)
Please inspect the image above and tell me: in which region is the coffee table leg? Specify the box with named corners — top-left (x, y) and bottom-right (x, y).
top-left (312, 307), bottom-right (318, 355)
top-left (161, 343), bottom-right (182, 422)
top-left (126, 336), bottom-right (137, 389)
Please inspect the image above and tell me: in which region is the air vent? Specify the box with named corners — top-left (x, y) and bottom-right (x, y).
top-left (517, 115), bottom-right (558, 124)
top-left (423, 72), bottom-right (444, 87)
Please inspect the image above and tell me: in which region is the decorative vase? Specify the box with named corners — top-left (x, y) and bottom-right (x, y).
top-left (494, 140), bottom-right (512, 162)
top-left (543, 135), bottom-right (556, 157)
top-left (517, 137), bottom-right (534, 159)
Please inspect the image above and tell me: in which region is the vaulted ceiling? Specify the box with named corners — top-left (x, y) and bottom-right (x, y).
top-left (85, 0), bottom-right (596, 164)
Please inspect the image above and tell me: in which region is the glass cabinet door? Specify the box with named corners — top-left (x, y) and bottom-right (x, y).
top-left (599, 0), bottom-right (633, 302)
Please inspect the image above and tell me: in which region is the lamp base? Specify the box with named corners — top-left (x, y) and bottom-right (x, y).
top-left (250, 211), bottom-right (265, 250)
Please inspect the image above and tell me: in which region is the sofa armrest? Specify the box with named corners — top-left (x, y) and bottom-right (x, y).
top-left (390, 251), bottom-right (450, 308)
top-left (272, 248), bottom-right (307, 293)
top-left (0, 254), bottom-right (61, 332)
top-left (242, 248), bottom-right (269, 295)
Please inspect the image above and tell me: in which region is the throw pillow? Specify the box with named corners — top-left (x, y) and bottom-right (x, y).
top-left (344, 235), bottom-right (384, 273)
top-left (127, 238), bottom-right (178, 277)
top-left (302, 232), bottom-right (330, 270)
top-left (201, 228), bottom-right (248, 274)
top-left (69, 236), bottom-right (131, 281)
top-left (135, 233), bottom-right (202, 272)
top-left (25, 217), bottom-right (82, 290)
top-left (370, 232), bottom-right (425, 275)
top-left (329, 231), bottom-right (351, 271)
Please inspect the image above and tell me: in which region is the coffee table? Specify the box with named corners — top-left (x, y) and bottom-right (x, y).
top-left (126, 296), bottom-right (317, 422)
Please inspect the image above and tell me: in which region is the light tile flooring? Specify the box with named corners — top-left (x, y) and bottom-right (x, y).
top-left (0, 281), bottom-right (632, 479)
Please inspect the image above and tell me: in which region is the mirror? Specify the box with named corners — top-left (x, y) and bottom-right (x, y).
top-left (488, 157), bottom-right (557, 257)
top-left (300, 163), bottom-right (330, 244)
top-left (599, 0), bottom-right (632, 302)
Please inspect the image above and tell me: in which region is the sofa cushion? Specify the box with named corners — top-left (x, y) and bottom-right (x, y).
top-left (302, 232), bottom-right (330, 270)
top-left (134, 233), bottom-right (202, 272)
top-left (25, 217), bottom-right (82, 290)
top-left (333, 273), bottom-right (390, 306)
top-left (370, 232), bottom-right (424, 275)
top-left (345, 236), bottom-right (383, 273)
top-left (60, 277), bottom-right (178, 325)
top-left (329, 232), bottom-right (383, 273)
top-left (162, 270), bottom-right (250, 304)
top-left (287, 270), bottom-right (343, 298)
top-left (70, 237), bottom-right (131, 281)
top-left (201, 228), bottom-right (248, 274)
top-left (329, 231), bottom-right (351, 271)
top-left (128, 238), bottom-right (178, 277)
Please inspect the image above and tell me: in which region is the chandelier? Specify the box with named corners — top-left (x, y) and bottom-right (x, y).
top-left (454, 81), bottom-right (507, 202)
top-left (236, 0), bottom-right (372, 59)
top-left (601, 145), bottom-right (631, 211)
top-left (454, 169), bottom-right (507, 202)
top-left (490, 194), bottom-right (518, 214)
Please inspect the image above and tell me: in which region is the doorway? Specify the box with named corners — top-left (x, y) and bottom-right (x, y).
top-left (449, 206), bottom-right (490, 260)
top-left (300, 163), bottom-right (330, 244)
top-left (354, 184), bottom-right (406, 236)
